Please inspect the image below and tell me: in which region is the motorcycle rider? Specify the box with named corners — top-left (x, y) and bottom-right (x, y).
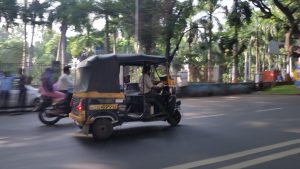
top-left (39, 68), bottom-right (66, 103)
top-left (54, 65), bottom-right (73, 104)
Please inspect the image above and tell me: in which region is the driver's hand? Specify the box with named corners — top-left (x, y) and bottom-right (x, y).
top-left (157, 82), bottom-right (164, 87)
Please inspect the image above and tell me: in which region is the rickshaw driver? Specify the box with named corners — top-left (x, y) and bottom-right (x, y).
top-left (139, 65), bottom-right (164, 117)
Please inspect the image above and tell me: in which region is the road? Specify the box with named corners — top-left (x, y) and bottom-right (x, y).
top-left (0, 95), bottom-right (299, 169)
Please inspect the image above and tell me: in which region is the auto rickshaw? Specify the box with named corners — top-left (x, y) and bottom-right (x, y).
top-left (69, 54), bottom-right (181, 140)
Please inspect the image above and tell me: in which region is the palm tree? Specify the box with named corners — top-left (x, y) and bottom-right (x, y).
top-left (92, 0), bottom-right (120, 54)
top-left (23, 0), bottom-right (50, 73)
top-left (197, 0), bottom-right (222, 82)
top-left (47, 0), bottom-right (91, 69)
top-left (227, 0), bottom-right (252, 83)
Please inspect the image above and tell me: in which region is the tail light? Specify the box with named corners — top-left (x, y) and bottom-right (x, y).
top-left (76, 100), bottom-right (84, 111)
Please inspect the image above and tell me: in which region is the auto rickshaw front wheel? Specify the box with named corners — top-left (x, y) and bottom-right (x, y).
top-left (91, 119), bottom-right (113, 141)
top-left (167, 109), bottom-right (181, 126)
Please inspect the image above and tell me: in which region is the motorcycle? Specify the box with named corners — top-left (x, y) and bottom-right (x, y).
top-left (34, 94), bottom-right (72, 125)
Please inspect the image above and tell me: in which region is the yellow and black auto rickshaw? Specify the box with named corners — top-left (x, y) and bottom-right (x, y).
top-left (69, 54), bottom-right (181, 140)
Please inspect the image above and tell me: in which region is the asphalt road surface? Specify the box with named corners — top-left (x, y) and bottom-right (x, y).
top-left (0, 94), bottom-right (299, 169)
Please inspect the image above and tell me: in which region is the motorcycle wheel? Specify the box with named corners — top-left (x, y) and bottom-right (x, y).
top-left (167, 109), bottom-right (181, 126)
top-left (38, 110), bottom-right (60, 125)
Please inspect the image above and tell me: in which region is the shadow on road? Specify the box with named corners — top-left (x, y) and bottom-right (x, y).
top-left (0, 109), bottom-right (35, 116)
top-left (72, 124), bottom-right (200, 147)
top-left (36, 122), bottom-right (76, 131)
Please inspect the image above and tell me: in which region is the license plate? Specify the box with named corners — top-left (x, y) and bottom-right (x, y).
top-left (89, 104), bottom-right (118, 110)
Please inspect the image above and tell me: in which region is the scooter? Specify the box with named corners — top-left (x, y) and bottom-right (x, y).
top-left (34, 95), bottom-right (72, 125)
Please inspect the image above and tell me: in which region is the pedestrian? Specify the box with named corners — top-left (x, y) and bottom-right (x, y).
top-left (0, 71), bottom-right (13, 108)
top-left (17, 68), bottom-right (27, 108)
top-left (293, 61), bottom-right (300, 89)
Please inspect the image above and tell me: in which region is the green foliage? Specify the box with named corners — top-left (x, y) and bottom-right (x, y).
top-left (48, 0), bottom-right (91, 31)
top-left (139, 0), bottom-right (161, 54)
top-left (227, 0), bottom-right (252, 28)
top-left (68, 32), bottom-right (103, 57)
top-left (0, 0), bottom-right (18, 29)
top-left (0, 33), bottom-right (23, 73)
top-left (23, 0), bottom-right (50, 25)
top-left (0, 38), bottom-right (22, 63)
top-left (160, 0), bottom-right (194, 61)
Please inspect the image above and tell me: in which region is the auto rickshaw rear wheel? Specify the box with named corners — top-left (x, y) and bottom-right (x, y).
top-left (167, 109), bottom-right (181, 126)
top-left (91, 119), bottom-right (113, 141)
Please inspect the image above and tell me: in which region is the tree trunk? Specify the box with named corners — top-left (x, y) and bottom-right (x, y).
top-left (244, 51), bottom-right (248, 82)
top-left (105, 14), bottom-right (110, 54)
top-left (126, 35), bottom-right (130, 53)
top-left (22, 0), bottom-right (28, 74)
top-left (255, 26), bottom-right (260, 80)
top-left (60, 23), bottom-right (67, 69)
top-left (207, 1), bottom-right (213, 82)
top-left (231, 0), bottom-right (239, 83)
top-left (232, 43), bottom-right (238, 83)
top-left (135, 0), bottom-right (139, 53)
top-left (113, 31), bottom-right (117, 54)
top-left (28, 24), bottom-right (35, 74)
top-left (56, 36), bottom-right (61, 61)
top-left (56, 21), bottom-right (68, 71)
top-left (285, 30), bottom-right (292, 75)
top-left (22, 21), bottom-right (28, 74)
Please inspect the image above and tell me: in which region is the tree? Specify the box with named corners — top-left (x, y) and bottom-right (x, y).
top-left (68, 30), bottom-right (103, 58)
top-left (137, 0), bottom-right (161, 54)
top-left (0, 0), bottom-right (18, 30)
top-left (250, 0), bottom-right (300, 75)
top-left (31, 28), bottom-right (60, 85)
top-left (92, 0), bottom-right (120, 54)
top-left (47, 0), bottom-right (92, 68)
top-left (160, 0), bottom-right (194, 65)
top-left (197, 0), bottom-right (222, 82)
top-left (22, 0), bottom-right (50, 73)
top-left (227, 0), bottom-right (252, 83)
top-left (0, 27), bottom-right (23, 73)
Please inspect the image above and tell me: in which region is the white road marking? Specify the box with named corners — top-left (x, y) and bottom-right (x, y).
top-left (0, 137), bottom-right (8, 140)
top-left (255, 108), bottom-right (283, 112)
top-left (162, 138), bottom-right (300, 169)
top-left (185, 114), bottom-right (225, 120)
top-left (217, 147), bottom-right (300, 169)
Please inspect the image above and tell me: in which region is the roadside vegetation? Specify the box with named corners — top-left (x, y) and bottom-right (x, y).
top-left (263, 85), bottom-right (300, 95)
top-left (0, 0), bottom-right (300, 86)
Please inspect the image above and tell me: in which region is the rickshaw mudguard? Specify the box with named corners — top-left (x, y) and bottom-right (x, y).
top-left (86, 111), bottom-right (119, 125)
top-left (69, 111), bottom-right (86, 124)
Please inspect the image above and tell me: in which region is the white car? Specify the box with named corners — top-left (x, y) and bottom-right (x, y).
top-left (5, 84), bottom-right (41, 108)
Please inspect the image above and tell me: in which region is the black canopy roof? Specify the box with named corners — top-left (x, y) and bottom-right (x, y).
top-left (74, 54), bottom-right (167, 93)
top-left (77, 53), bottom-right (167, 68)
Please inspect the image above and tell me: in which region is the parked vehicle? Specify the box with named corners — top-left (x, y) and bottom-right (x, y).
top-left (0, 84), bottom-right (41, 109)
top-left (69, 54), bottom-right (181, 141)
